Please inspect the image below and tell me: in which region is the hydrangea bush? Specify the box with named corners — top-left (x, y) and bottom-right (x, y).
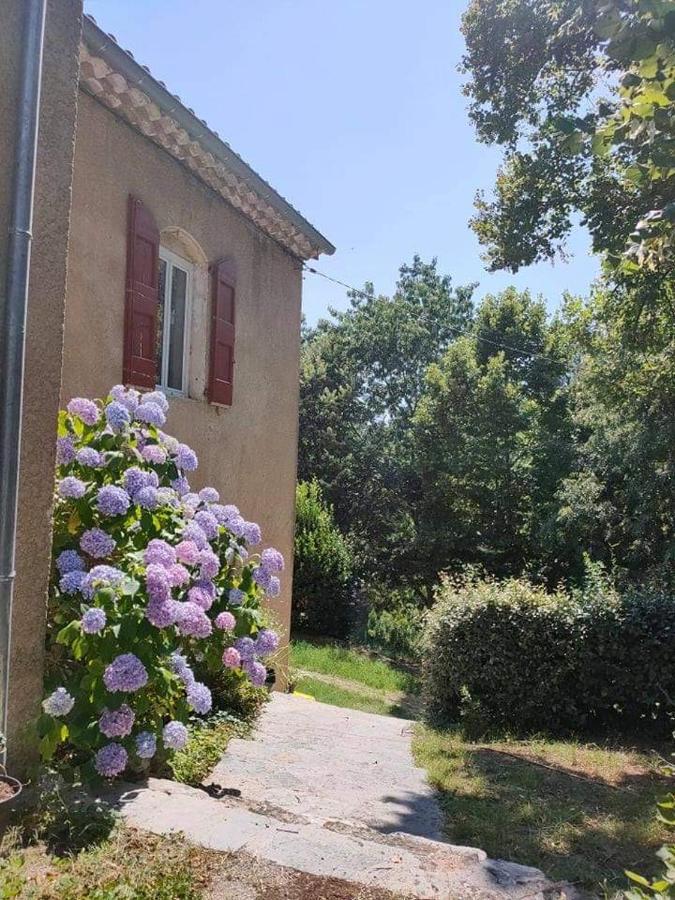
top-left (40, 386), bottom-right (283, 779)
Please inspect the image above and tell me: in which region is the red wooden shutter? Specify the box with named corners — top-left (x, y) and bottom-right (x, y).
top-left (208, 257), bottom-right (236, 406)
top-left (123, 195), bottom-right (160, 388)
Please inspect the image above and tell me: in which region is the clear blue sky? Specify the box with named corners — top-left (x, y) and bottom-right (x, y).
top-left (84, 0), bottom-right (600, 324)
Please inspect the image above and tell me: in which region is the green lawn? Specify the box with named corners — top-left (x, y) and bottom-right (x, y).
top-left (290, 639), bottom-right (415, 693)
top-left (292, 675), bottom-right (405, 717)
top-left (413, 725), bottom-right (671, 893)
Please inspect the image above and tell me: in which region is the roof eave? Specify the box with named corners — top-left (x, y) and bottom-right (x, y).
top-left (81, 16), bottom-right (335, 259)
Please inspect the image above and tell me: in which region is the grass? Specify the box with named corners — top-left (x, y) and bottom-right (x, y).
top-left (292, 675), bottom-right (405, 717)
top-left (289, 639), bottom-right (420, 718)
top-left (168, 713), bottom-right (249, 785)
top-left (0, 821), bottom-right (218, 899)
top-left (413, 725), bottom-right (671, 893)
top-left (290, 640), bottom-right (415, 693)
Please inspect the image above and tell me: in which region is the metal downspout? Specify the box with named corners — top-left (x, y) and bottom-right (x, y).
top-left (0, 0), bottom-right (48, 757)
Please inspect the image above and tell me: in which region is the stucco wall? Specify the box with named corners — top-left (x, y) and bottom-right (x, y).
top-left (0, 0), bottom-right (82, 770)
top-left (62, 92), bottom-right (303, 681)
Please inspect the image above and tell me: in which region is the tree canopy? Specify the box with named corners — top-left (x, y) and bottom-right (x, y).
top-left (461, 0), bottom-right (675, 274)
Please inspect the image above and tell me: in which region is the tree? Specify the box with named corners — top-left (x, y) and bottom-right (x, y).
top-left (555, 282), bottom-right (675, 586)
top-left (413, 288), bottom-right (575, 586)
top-left (461, 0), bottom-right (675, 275)
top-left (298, 257), bottom-right (475, 588)
top-left (292, 480), bottom-right (354, 638)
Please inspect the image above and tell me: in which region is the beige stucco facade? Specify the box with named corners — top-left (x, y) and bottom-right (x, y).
top-left (61, 91), bottom-right (305, 683)
top-left (0, 0), bottom-right (83, 771)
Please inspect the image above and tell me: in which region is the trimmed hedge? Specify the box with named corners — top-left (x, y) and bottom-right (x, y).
top-left (423, 575), bottom-right (675, 736)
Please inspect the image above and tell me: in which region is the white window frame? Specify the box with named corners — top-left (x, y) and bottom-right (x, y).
top-left (157, 246), bottom-right (192, 396)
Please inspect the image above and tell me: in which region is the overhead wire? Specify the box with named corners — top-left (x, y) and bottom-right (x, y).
top-left (302, 264), bottom-right (564, 365)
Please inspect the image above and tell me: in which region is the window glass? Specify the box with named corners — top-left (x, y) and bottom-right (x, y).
top-left (167, 265), bottom-right (187, 391)
top-left (156, 251), bottom-right (190, 393)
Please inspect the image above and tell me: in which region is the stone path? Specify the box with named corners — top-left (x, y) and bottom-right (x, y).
top-left (113, 694), bottom-right (577, 899)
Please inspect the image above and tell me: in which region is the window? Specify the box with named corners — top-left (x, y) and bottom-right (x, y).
top-left (156, 247), bottom-right (191, 393)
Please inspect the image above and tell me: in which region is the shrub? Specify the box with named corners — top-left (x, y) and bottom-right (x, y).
top-left (292, 480), bottom-right (353, 638)
top-left (40, 386), bottom-right (284, 780)
top-left (366, 605), bottom-right (426, 660)
top-left (423, 574), bottom-right (675, 736)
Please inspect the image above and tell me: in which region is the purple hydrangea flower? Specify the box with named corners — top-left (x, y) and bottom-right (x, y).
top-left (81, 565), bottom-right (124, 600)
top-left (142, 391), bottom-right (169, 413)
top-left (261, 548), bottom-right (285, 574)
top-left (103, 653), bottom-right (148, 693)
top-left (182, 493), bottom-right (201, 511)
top-left (244, 659), bottom-right (267, 687)
top-left (159, 430), bottom-right (179, 453)
top-left (215, 611), bottom-right (236, 632)
top-left (234, 636), bottom-right (256, 661)
top-left (135, 731), bottom-right (157, 759)
top-left (242, 522), bottom-right (262, 546)
top-left (156, 487), bottom-right (178, 507)
top-left (145, 563), bottom-right (171, 603)
top-left (56, 549), bottom-right (85, 575)
top-left (222, 647), bottom-right (241, 668)
top-left (56, 436), bottom-right (76, 465)
top-left (167, 563), bottom-right (190, 588)
top-left (59, 570), bottom-right (86, 595)
top-left (172, 475), bottom-right (191, 497)
top-left (95, 742), bottom-right (128, 778)
top-left (123, 466), bottom-right (148, 498)
top-left (175, 443), bottom-right (198, 472)
top-left (186, 681), bottom-right (212, 715)
top-left (255, 629), bottom-right (280, 657)
top-left (76, 447), bottom-right (104, 468)
top-left (136, 401), bottom-right (166, 427)
top-left (146, 597), bottom-right (179, 628)
top-left (42, 687), bottom-right (75, 717)
top-left (111, 384), bottom-right (140, 414)
top-left (198, 548), bottom-right (219, 580)
top-left (99, 704), bottom-right (135, 738)
top-left (105, 401), bottom-right (131, 432)
top-left (228, 516), bottom-right (246, 538)
top-left (194, 510), bottom-right (219, 541)
top-left (141, 444), bottom-right (167, 465)
top-left (80, 528), bottom-right (116, 558)
top-left (252, 566), bottom-right (272, 591)
top-left (67, 397), bottom-right (99, 426)
top-left (136, 485), bottom-right (159, 509)
top-left (81, 607), bottom-right (107, 634)
top-left (58, 476), bottom-right (86, 499)
top-left (211, 507), bottom-right (228, 526)
top-left (144, 539), bottom-right (176, 568)
top-left (228, 588), bottom-right (245, 606)
top-left (266, 576), bottom-right (281, 598)
top-left (175, 602), bottom-right (212, 638)
top-left (96, 485), bottom-right (130, 517)
top-left (175, 540), bottom-right (199, 565)
top-left (199, 487), bottom-right (220, 503)
top-left (187, 584), bottom-right (214, 611)
top-left (182, 522), bottom-right (208, 550)
top-left (162, 720), bottom-right (188, 751)
top-left (168, 652), bottom-right (194, 686)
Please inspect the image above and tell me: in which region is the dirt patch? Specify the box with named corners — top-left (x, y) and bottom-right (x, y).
top-left (206, 851), bottom-right (413, 900)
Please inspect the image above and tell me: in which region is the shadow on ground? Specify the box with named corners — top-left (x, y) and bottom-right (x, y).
top-left (426, 739), bottom-right (671, 890)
